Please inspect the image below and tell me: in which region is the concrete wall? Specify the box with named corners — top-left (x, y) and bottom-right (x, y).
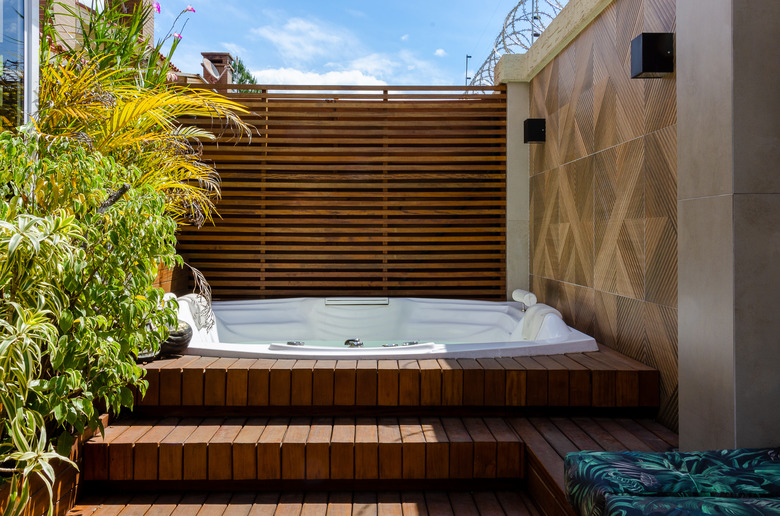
top-left (677, 0), bottom-right (780, 449)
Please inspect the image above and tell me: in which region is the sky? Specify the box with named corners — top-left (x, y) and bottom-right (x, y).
top-left (152, 0), bottom-right (523, 86)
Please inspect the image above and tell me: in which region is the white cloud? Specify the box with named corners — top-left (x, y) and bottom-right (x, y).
top-left (349, 53), bottom-right (401, 78)
top-left (250, 67), bottom-right (387, 86)
top-left (400, 34), bottom-right (409, 41)
top-left (221, 42), bottom-right (247, 58)
top-left (251, 18), bottom-right (360, 66)
top-left (434, 48), bottom-right (447, 57)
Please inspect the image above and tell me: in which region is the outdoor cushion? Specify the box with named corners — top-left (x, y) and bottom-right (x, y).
top-left (565, 448), bottom-right (780, 516)
top-left (604, 495), bottom-right (780, 516)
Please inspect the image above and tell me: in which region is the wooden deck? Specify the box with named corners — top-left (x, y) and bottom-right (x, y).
top-left (61, 346), bottom-right (675, 516)
top-left (69, 490), bottom-right (542, 516)
top-left (136, 345), bottom-right (659, 414)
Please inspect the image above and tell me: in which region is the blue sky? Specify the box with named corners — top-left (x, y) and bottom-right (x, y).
top-left (153, 0), bottom-right (522, 85)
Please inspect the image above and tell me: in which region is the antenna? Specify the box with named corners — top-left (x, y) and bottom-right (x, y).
top-left (465, 54), bottom-right (472, 85)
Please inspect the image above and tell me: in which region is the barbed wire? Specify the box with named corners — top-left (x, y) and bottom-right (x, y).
top-left (470, 0), bottom-right (568, 86)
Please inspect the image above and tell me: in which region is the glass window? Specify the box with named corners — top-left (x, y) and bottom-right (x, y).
top-left (1, 0), bottom-right (24, 130)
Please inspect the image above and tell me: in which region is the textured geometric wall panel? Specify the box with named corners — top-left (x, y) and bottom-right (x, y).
top-left (559, 158), bottom-right (594, 288)
top-left (178, 85), bottom-right (507, 300)
top-left (528, 0), bottom-right (678, 429)
top-left (595, 138), bottom-right (645, 300)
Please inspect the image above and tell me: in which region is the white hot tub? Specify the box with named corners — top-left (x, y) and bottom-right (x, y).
top-left (173, 296), bottom-right (598, 359)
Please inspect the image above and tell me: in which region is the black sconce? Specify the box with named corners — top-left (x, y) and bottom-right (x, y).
top-left (631, 33), bottom-right (674, 78)
top-left (524, 118), bottom-right (546, 143)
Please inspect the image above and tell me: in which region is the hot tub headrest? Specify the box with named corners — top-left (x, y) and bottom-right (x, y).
top-left (521, 303), bottom-right (563, 341)
top-left (177, 293), bottom-right (215, 331)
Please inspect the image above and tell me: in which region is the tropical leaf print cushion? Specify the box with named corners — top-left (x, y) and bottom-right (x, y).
top-left (564, 449), bottom-right (780, 516)
top-left (605, 495), bottom-right (780, 516)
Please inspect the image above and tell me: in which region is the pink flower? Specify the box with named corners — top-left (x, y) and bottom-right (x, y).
top-left (173, 32), bottom-right (182, 39)
top-left (185, 5), bottom-right (195, 12)
top-left (152, 1), bottom-right (160, 13)
top-left (166, 71), bottom-right (179, 82)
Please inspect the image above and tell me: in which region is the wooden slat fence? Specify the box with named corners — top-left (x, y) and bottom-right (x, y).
top-left (177, 85), bottom-right (507, 300)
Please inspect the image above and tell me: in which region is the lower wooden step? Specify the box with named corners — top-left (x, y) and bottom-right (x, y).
top-left (83, 417), bottom-right (524, 484)
top-left (69, 490), bottom-right (542, 516)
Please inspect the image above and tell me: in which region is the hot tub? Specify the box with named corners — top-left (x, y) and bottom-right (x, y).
top-left (173, 296), bottom-right (598, 359)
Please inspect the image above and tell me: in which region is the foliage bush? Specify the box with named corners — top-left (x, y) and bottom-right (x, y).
top-left (1, 2), bottom-right (251, 514)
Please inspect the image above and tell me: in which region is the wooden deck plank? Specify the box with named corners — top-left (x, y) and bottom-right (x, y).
top-left (418, 359), bottom-right (441, 406)
top-left (376, 492), bottom-right (403, 516)
top-left (183, 418), bottom-right (222, 480)
top-left (356, 360), bottom-right (378, 406)
top-left (483, 417), bottom-right (523, 478)
top-left (209, 418), bottom-right (245, 480)
top-left (508, 418), bottom-right (565, 494)
top-left (447, 492), bottom-right (479, 516)
top-left (197, 492), bottom-right (233, 516)
top-left (496, 357), bottom-right (526, 406)
top-left (565, 354), bottom-right (616, 407)
top-left (181, 357), bottom-right (218, 406)
top-left (133, 418), bottom-right (178, 480)
top-left (139, 361), bottom-right (168, 406)
top-left (226, 359), bottom-right (256, 406)
top-left (159, 356), bottom-right (199, 406)
top-left (204, 358), bottom-right (238, 406)
top-left (462, 418), bottom-right (497, 478)
top-left (476, 358), bottom-right (506, 406)
top-left (549, 417), bottom-right (602, 453)
top-left (274, 493), bottom-right (304, 516)
top-left (330, 418), bottom-right (355, 480)
top-left (247, 359), bottom-right (275, 406)
top-left (144, 493), bottom-right (183, 516)
top-left (440, 418), bottom-right (473, 479)
top-left (281, 418), bottom-right (310, 479)
top-left (615, 418), bottom-right (673, 452)
top-left (377, 417), bottom-right (403, 479)
top-left (306, 418), bottom-right (333, 480)
top-left (423, 492), bottom-right (453, 516)
top-left (399, 418), bottom-right (426, 480)
top-left (532, 356), bottom-right (569, 407)
top-left (457, 359), bottom-right (484, 406)
top-left (301, 492), bottom-right (329, 516)
top-left (312, 360), bottom-right (337, 406)
top-left (636, 418), bottom-right (679, 448)
top-left (158, 418), bottom-right (200, 481)
top-left (291, 360), bottom-right (316, 406)
top-left (269, 359), bottom-right (295, 406)
top-left (377, 360), bottom-right (399, 406)
top-left (529, 417), bottom-right (580, 459)
top-left (221, 493), bottom-right (256, 516)
top-left (355, 417), bottom-right (379, 479)
top-left (438, 359), bottom-right (463, 406)
top-left (83, 423), bottom-right (131, 481)
top-left (398, 360), bottom-right (421, 406)
top-left (400, 492), bottom-right (428, 516)
top-left (108, 420), bottom-right (156, 481)
top-left (470, 492), bottom-right (507, 516)
top-left (513, 357), bottom-right (547, 406)
top-left (570, 417), bottom-right (629, 452)
top-left (420, 418), bottom-right (449, 479)
top-left (334, 360), bottom-right (357, 405)
top-left (248, 493), bottom-right (280, 516)
top-left (117, 493), bottom-right (158, 516)
top-left (232, 418), bottom-right (267, 480)
top-left (257, 418), bottom-right (288, 480)
top-left (324, 493), bottom-right (352, 516)
top-left (170, 493), bottom-right (208, 516)
top-left (594, 418), bottom-right (654, 452)
top-left (547, 354), bottom-right (591, 407)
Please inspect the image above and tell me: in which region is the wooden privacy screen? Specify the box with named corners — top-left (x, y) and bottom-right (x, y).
top-left (177, 85), bottom-right (507, 300)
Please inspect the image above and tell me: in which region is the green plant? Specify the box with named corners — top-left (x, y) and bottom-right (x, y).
top-left (38, 0), bottom-right (252, 225)
top-left (0, 132), bottom-right (180, 515)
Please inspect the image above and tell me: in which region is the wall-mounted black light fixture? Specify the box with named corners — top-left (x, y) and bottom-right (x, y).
top-left (631, 33), bottom-right (674, 78)
top-left (524, 118), bottom-right (546, 143)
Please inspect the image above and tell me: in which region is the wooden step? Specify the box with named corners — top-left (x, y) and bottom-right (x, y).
top-left (82, 417), bottom-right (524, 484)
top-left (68, 489), bottom-right (542, 516)
top-left (136, 346), bottom-right (659, 414)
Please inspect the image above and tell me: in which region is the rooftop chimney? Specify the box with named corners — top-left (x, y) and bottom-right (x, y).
top-left (201, 52), bottom-right (234, 84)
